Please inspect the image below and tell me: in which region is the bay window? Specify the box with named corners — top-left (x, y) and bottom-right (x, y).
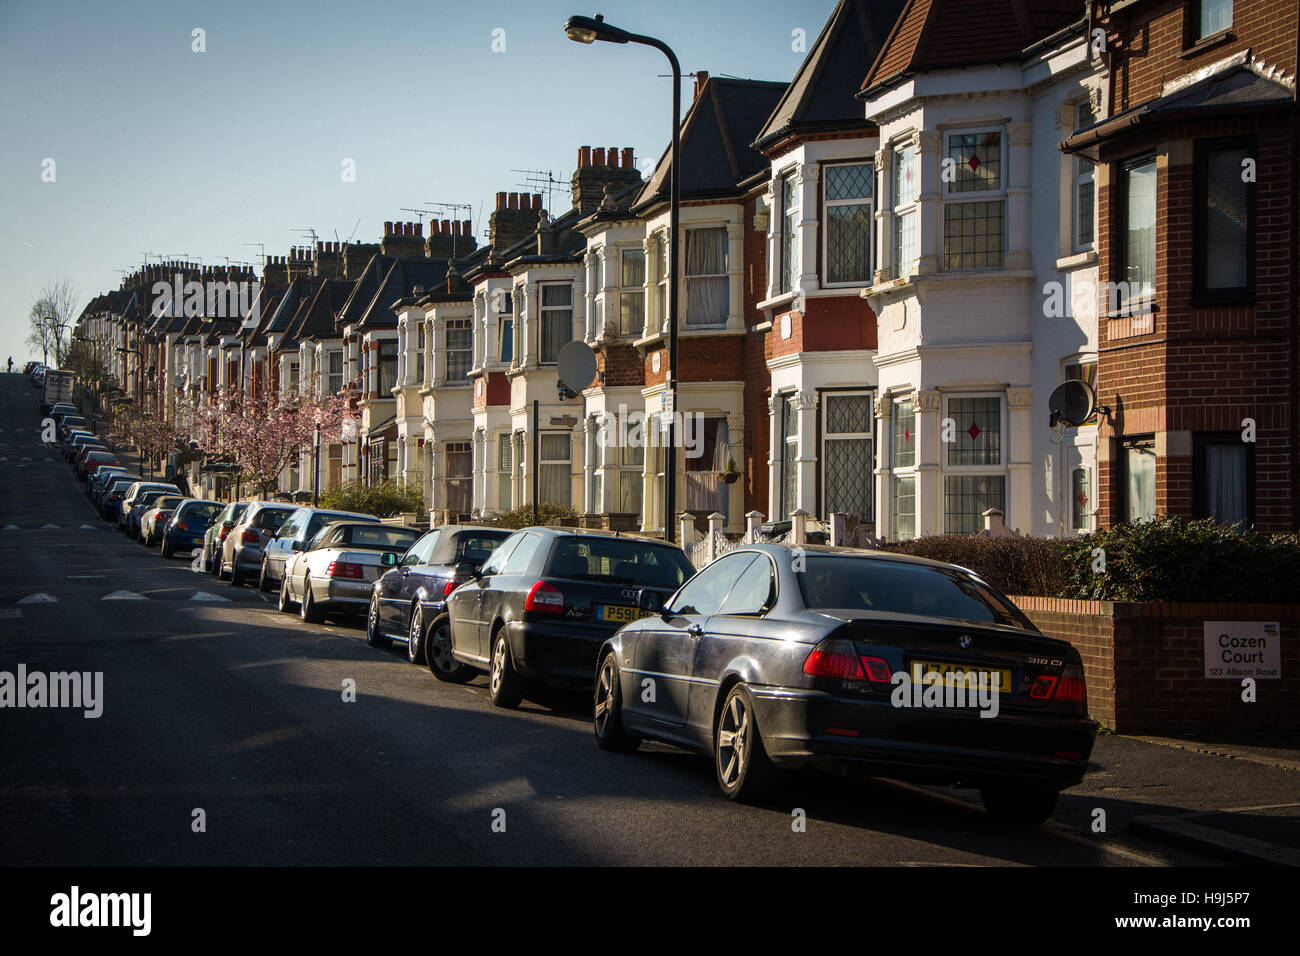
top-left (446, 318), bottom-right (472, 383)
top-left (943, 395), bottom-right (1005, 534)
top-left (540, 284), bottom-right (571, 365)
top-left (685, 227), bottom-right (728, 327)
top-left (539, 433), bottom-right (571, 506)
top-left (619, 248), bottom-right (645, 337)
top-left (497, 433), bottom-right (512, 512)
top-left (892, 142), bottom-right (918, 278)
top-left (821, 392), bottom-right (873, 520)
top-left (943, 131), bottom-right (1005, 270)
top-left (778, 168), bottom-right (799, 294)
top-left (445, 441), bottom-right (471, 514)
top-left (823, 162), bottom-right (873, 285)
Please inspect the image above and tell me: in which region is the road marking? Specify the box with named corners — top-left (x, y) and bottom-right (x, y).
top-left (102, 590), bottom-right (147, 600)
top-left (40, 523), bottom-right (59, 529)
top-left (17, 593), bottom-right (58, 604)
top-left (79, 524), bottom-right (97, 530)
top-left (2, 525), bottom-right (18, 531)
top-left (66, 574), bottom-right (105, 579)
top-left (258, 593), bottom-right (269, 603)
top-left (190, 592), bottom-right (230, 602)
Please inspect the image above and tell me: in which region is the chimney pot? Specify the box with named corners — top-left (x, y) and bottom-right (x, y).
top-left (496, 191), bottom-right (507, 210)
top-left (414, 222), bottom-right (423, 237)
top-left (384, 221), bottom-right (393, 236)
top-left (509, 192), bottom-right (520, 209)
top-left (579, 146), bottom-right (591, 168)
top-left (593, 147), bottom-right (606, 167)
top-left (622, 147), bottom-right (634, 169)
top-left (607, 148), bottom-right (618, 166)
top-left (463, 219), bottom-right (472, 235)
top-left (532, 193), bottom-right (543, 210)
top-left (694, 71), bottom-right (709, 100)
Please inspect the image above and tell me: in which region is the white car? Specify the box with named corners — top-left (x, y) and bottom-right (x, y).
top-left (278, 521), bottom-right (421, 624)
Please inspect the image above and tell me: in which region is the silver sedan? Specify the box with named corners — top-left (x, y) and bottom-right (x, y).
top-left (278, 521), bottom-right (421, 624)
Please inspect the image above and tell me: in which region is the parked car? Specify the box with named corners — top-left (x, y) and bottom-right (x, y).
top-left (64, 433), bottom-right (100, 461)
top-left (367, 526), bottom-right (512, 667)
top-left (98, 475), bottom-right (142, 518)
top-left (78, 450), bottom-right (118, 480)
top-left (590, 544), bottom-right (1097, 820)
top-left (73, 444), bottom-right (108, 472)
top-left (48, 403), bottom-right (78, 423)
top-left (160, 499), bottom-right (224, 559)
top-left (258, 506), bottom-right (379, 591)
top-left (278, 522), bottom-right (421, 624)
top-left (117, 481), bottom-right (180, 532)
top-left (443, 528), bottom-right (694, 707)
top-left (88, 466), bottom-right (129, 504)
top-left (202, 502), bottom-right (249, 573)
top-left (139, 495), bottom-right (186, 546)
top-left (124, 488), bottom-right (180, 539)
top-left (56, 415), bottom-right (87, 440)
top-left (220, 501), bottom-right (297, 586)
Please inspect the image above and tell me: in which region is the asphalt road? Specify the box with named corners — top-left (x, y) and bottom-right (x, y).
top-left (0, 372), bottom-right (1227, 867)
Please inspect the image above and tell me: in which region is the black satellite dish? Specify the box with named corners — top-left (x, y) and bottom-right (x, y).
top-left (556, 340), bottom-right (597, 400)
top-left (1047, 379), bottom-right (1096, 427)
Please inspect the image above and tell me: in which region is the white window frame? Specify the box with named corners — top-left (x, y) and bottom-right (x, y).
top-left (942, 127), bottom-right (1007, 272)
top-left (445, 317), bottom-right (472, 384)
top-left (1073, 102), bottom-right (1097, 252)
top-left (618, 245), bottom-right (646, 338)
top-left (684, 225), bottom-right (728, 329)
top-left (891, 140), bottom-right (919, 279)
top-left (777, 167), bottom-right (799, 295)
top-left (941, 392), bottom-right (1008, 534)
top-left (821, 161), bottom-right (875, 288)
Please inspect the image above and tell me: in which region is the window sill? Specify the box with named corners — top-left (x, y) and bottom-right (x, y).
top-left (1056, 250), bottom-right (1097, 270)
top-left (757, 291), bottom-right (798, 312)
top-left (1180, 28), bottom-right (1234, 59)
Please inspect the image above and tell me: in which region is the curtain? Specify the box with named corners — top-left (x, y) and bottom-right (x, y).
top-left (1205, 444), bottom-right (1247, 525)
top-left (684, 418), bottom-right (729, 519)
top-left (686, 228), bottom-right (728, 327)
top-left (540, 434), bottom-right (570, 506)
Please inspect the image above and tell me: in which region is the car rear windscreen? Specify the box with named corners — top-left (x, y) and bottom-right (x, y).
top-left (548, 538), bottom-right (692, 590)
top-left (254, 508), bottom-right (295, 530)
top-left (457, 532), bottom-right (510, 565)
top-left (183, 503), bottom-right (222, 520)
top-left (342, 526), bottom-right (420, 550)
top-left (797, 556), bottom-right (1031, 629)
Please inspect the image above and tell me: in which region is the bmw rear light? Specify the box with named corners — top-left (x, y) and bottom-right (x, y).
top-left (1029, 663), bottom-right (1088, 708)
top-left (442, 580), bottom-right (458, 597)
top-left (325, 561), bottom-right (364, 579)
top-left (218, 527), bottom-right (230, 541)
top-left (241, 530), bottom-right (259, 544)
top-left (524, 580), bottom-right (563, 613)
top-left (803, 640), bottom-right (893, 685)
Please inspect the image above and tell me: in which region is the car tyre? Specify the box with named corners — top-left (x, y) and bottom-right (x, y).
top-left (161, 540), bottom-right (174, 559)
top-left (488, 630), bottom-right (524, 709)
top-left (594, 653), bottom-right (641, 752)
top-left (406, 603), bottom-right (427, 665)
top-left (426, 617), bottom-right (473, 683)
top-left (980, 786), bottom-right (1059, 827)
top-left (365, 592), bottom-right (391, 648)
top-left (714, 684), bottom-right (780, 803)
top-left (230, 563), bottom-right (245, 587)
top-left (257, 560), bottom-right (273, 593)
top-left (300, 578), bottom-right (325, 624)
top-left (278, 576), bottom-right (297, 613)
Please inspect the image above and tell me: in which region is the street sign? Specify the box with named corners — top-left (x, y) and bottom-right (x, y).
top-left (1203, 621), bottom-right (1281, 679)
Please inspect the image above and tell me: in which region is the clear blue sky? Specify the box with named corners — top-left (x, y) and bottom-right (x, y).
top-left (0, 0), bottom-right (839, 363)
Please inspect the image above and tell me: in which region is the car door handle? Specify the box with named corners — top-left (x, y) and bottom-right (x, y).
top-left (687, 623), bottom-right (704, 636)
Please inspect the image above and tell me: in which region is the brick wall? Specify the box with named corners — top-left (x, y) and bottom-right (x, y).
top-left (769, 294), bottom-right (876, 359)
top-left (1094, 0), bottom-right (1299, 531)
top-left (1012, 596), bottom-right (1300, 733)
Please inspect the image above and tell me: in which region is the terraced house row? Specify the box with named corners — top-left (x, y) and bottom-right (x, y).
top-left (74, 0), bottom-right (1299, 537)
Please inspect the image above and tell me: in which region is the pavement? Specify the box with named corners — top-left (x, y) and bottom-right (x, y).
top-left (1, 371), bottom-right (1296, 867)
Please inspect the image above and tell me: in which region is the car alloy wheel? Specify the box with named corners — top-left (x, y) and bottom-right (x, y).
top-left (365, 592), bottom-right (391, 648)
top-left (407, 604), bottom-right (427, 665)
top-left (300, 578), bottom-right (325, 624)
top-left (426, 617), bottom-right (472, 683)
top-left (594, 653), bottom-right (640, 752)
top-left (278, 576), bottom-right (296, 613)
top-left (488, 631), bottom-right (524, 709)
top-left (714, 685), bottom-right (778, 802)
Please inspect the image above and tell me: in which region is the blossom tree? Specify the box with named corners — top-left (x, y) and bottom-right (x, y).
top-left (216, 386), bottom-right (352, 497)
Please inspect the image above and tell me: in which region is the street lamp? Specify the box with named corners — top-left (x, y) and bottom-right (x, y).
top-left (564, 13), bottom-right (681, 543)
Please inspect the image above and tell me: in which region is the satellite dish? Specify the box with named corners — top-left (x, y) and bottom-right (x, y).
top-left (1048, 379), bottom-right (1096, 427)
top-left (556, 341), bottom-right (597, 399)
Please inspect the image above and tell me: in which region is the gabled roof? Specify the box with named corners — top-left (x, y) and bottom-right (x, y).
top-left (292, 279), bottom-right (356, 343)
top-left (860, 0), bottom-right (1081, 95)
top-left (754, 0), bottom-right (908, 150)
top-left (354, 256), bottom-right (450, 331)
top-left (636, 76), bottom-right (787, 210)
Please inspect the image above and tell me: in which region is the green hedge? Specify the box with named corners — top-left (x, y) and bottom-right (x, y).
top-left (318, 480), bottom-right (424, 519)
top-left (880, 517), bottom-right (1300, 603)
top-left (485, 503), bottom-right (579, 530)
top-left (878, 534), bottom-right (1073, 598)
top-left (1063, 516), bottom-right (1300, 602)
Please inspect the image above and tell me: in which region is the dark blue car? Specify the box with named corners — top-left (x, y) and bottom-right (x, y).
top-left (160, 498), bottom-right (224, 559)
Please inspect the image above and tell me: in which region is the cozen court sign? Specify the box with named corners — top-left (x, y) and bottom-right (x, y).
top-left (1203, 621), bottom-right (1281, 680)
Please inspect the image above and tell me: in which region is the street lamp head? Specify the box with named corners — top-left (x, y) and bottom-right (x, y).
top-left (564, 13), bottom-right (629, 44)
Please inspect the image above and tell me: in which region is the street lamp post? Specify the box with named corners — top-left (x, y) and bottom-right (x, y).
top-left (313, 421), bottom-right (321, 506)
top-left (564, 13), bottom-right (681, 543)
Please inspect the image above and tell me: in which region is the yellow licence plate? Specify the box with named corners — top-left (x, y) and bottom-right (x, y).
top-left (910, 660), bottom-right (1012, 694)
top-left (596, 604), bottom-right (644, 624)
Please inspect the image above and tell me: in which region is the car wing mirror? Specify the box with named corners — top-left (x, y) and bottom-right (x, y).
top-left (637, 588), bottom-right (665, 616)
top-left (381, 551), bottom-right (398, 567)
top-left (291, 540), bottom-right (304, 552)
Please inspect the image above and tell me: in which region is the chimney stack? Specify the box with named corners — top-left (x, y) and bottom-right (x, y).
top-left (313, 240), bottom-right (343, 280)
top-left (425, 218), bottom-right (479, 260)
top-left (489, 191), bottom-right (544, 253)
top-left (571, 144), bottom-right (642, 215)
top-left (693, 71), bottom-right (709, 101)
top-left (381, 221), bottom-right (426, 259)
top-left (262, 254), bottom-right (289, 291)
top-left (342, 239), bottom-right (381, 280)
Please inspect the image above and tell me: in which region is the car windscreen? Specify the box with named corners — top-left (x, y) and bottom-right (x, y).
top-left (254, 508), bottom-right (295, 530)
top-left (154, 497), bottom-right (185, 510)
top-left (87, 452), bottom-right (115, 461)
top-left (106, 479), bottom-right (139, 493)
top-left (339, 526), bottom-right (420, 551)
top-left (797, 556), bottom-right (1032, 629)
top-left (548, 538), bottom-right (693, 589)
top-left (182, 503), bottom-right (222, 521)
top-left (456, 532), bottom-right (510, 565)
